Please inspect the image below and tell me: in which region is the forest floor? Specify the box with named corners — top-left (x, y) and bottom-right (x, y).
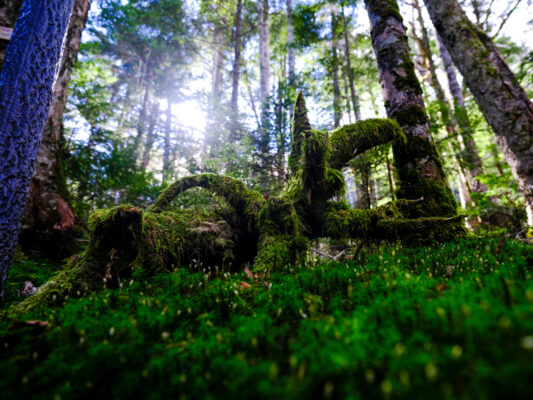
top-left (0, 237), bottom-right (532, 399)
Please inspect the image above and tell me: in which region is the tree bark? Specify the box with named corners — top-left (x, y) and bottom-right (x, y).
top-left (0, 0), bottom-right (22, 69)
top-left (410, 0), bottom-right (474, 206)
top-left (229, 0), bottom-right (242, 143)
top-left (365, 0), bottom-right (458, 218)
top-left (19, 0), bottom-right (91, 259)
top-left (423, 0), bottom-right (533, 225)
top-left (0, 0), bottom-right (76, 301)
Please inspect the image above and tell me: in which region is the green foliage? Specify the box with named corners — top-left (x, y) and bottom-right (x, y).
top-left (67, 129), bottom-right (161, 220)
top-left (1, 238), bottom-right (532, 399)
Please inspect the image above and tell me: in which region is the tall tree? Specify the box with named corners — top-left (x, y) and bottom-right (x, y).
top-left (258, 0), bottom-right (270, 135)
top-left (341, 6), bottom-right (361, 121)
top-left (423, 0), bottom-right (533, 225)
top-left (229, 0), bottom-right (243, 142)
top-left (162, 99), bottom-right (172, 182)
top-left (436, 33), bottom-right (485, 193)
top-left (0, 0), bottom-right (22, 68)
top-left (0, 0), bottom-right (76, 301)
top-left (286, 0), bottom-right (295, 85)
top-left (331, 10), bottom-right (342, 128)
top-left (364, 0), bottom-right (459, 218)
top-left (20, 0), bottom-right (92, 259)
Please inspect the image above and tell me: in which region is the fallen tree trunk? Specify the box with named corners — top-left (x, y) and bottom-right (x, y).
top-left (10, 92), bottom-right (465, 314)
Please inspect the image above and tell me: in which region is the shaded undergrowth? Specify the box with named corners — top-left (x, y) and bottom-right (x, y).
top-left (1, 238), bottom-right (532, 399)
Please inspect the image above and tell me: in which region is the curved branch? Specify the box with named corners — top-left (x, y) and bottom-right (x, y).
top-left (329, 118), bottom-right (406, 170)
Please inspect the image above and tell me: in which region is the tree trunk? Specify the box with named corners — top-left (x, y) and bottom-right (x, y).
top-left (341, 7), bottom-right (361, 121)
top-left (365, 0), bottom-right (458, 218)
top-left (287, 0), bottom-right (295, 85)
top-left (132, 70), bottom-right (152, 156)
top-left (436, 33), bottom-right (485, 193)
top-left (423, 0), bottom-right (533, 225)
top-left (162, 99), bottom-right (172, 182)
top-left (357, 164), bottom-right (371, 209)
top-left (19, 0), bottom-right (91, 259)
top-left (410, 0), bottom-right (474, 207)
top-left (258, 0), bottom-right (270, 136)
top-left (331, 11), bottom-right (342, 128)
top-left (0, 0), bottom-right (22, 69)
top-left (141, 101), bottom-right (160, 169)
top-left (0, 0), bottom-right (76, 301)
top-left (229, 0), bottom-right (243, 143)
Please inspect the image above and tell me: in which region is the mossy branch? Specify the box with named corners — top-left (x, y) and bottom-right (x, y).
top-left (329, 118), bottom-right (406, 170)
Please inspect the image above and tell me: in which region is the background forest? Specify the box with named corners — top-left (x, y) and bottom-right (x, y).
top-left (15, 0), bottom-right (533, 241)
top-left (0, 0), bottom-right (532, 399)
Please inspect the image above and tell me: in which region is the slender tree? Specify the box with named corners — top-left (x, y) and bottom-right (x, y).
top-left (258, 0), bottom-right (270, 135)
top-left (286, 0), bottom-right (295, 85)
top-left (229, 0), bottom-right (243, 142)
top-left (341, 6), bottom-right (362, 121)
top-left (141, 101), bottom-right (160, 169)
top-left (364, 0), bottom-right (459, 218)
top-left (423, 0), bottom-right (533, 225)
top-left (162, 99), bottom-right (172, 182)
top-left (0, 0), bottom-right (76, 301)
top-left (20, 0), bottom-right (91, 258)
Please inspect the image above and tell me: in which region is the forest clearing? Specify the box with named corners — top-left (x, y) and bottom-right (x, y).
top-left (0, 0), bottom-right (532, 398)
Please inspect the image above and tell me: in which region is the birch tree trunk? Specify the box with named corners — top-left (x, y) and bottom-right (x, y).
top-left (423, 0), bottom-right (533, 226)
top-left (0, 0), bottom-right (76, 301)
top-left (364, 0), bottom-right (458, 218)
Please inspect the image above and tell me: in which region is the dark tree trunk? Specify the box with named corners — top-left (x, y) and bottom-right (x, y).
top-left (19, 0), bottom-right (91, 260)
top-left (0, 0), bottom-right (76, 301)
top-left (0, 0), bottom-right (22, 69)
top-left (229, 0), bottom-right (243, 143)
top-left (365, 0), bottom-right (458, 218)
top-left (424, 0), bottom-right (533, 225)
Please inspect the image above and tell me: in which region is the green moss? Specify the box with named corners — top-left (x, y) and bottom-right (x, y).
top-left (389, 106), bottom-right (428, 129)
top-left (365, 0), bottom-right (403, 31)
top-left (329, 118), bottom-right (406, 169)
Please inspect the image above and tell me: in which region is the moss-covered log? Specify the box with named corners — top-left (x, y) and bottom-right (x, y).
top-left (10, 92), bottom-right (466, 313)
